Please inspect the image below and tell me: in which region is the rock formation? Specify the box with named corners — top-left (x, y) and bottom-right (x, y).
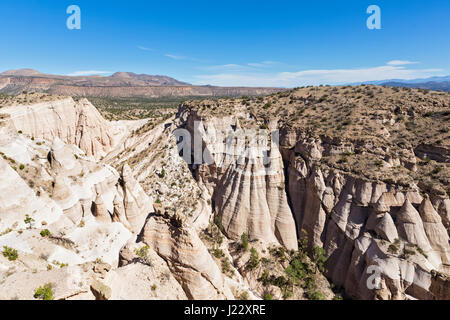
top-left (1, 86), bottom-right (449, 300)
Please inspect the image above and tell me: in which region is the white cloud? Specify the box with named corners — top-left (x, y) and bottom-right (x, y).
top-left (165, 54), bottom-right (186, 60)
top-left (203, 64), bottom-right (247, 71)
top-left (193, 63), bottom-right (444, 87)
top-left (387, 60), bottom-right (419, 66)
top-left (66, 70), bottom-right (112, 76)
top-left (137, 46), bottom-right (154, 52)
top-left (247, 61), bottom-right (280, 67)
top-left (202, 61), bottom-right (281, 72)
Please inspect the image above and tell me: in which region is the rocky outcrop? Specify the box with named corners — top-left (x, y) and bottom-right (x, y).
top-left (142, 215), bottom-right (234, 299)
top-left (282, 136), bottom-right (450, 300)
top-left (180, 109), bottom-right (298, 251)
top-left (90, 280), bottom-right (112, 300)
top-left (0, 97), bottom-right (116, 160)
top-left (120, 164), bottom-right (153, 233)
top-left (92, 193), bottom-right (112, 224)
top-left (176, 103), bottom-right (450, 300)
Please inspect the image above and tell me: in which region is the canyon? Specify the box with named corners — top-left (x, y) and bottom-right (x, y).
top-left (0, 85), bottom-right (449, 300)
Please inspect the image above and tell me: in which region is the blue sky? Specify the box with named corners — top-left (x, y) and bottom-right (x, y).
top-left (0, 0), bottom-right (449, 87)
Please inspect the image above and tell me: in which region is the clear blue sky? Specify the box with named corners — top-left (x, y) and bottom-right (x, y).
top-left (0, 0), bottom-right (449, 86)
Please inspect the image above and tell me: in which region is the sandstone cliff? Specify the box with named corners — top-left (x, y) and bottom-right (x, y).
top-left (178, 86), bottom-right (450, 300)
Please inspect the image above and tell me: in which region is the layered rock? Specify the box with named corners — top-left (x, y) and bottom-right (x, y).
top-left (180, 108), bottom-right (298, 250)
top-left (176, 100), bottom-right (450, 300)
top-left (0, 97), bottom-right (117, 160)
top-left (142, 215), bottom-right (234, 299)
top-left (282, 137), bottom-right (450, 300)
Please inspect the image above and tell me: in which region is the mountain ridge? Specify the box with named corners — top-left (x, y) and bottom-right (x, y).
top-left (0, 69), bottom-right (284, 98)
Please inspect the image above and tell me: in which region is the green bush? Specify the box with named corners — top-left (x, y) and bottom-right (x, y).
top-left (264, 293), bottom-right (273, 300)
top-left (312, 246), bottom-right (327, 272)
top-left (306, 290), bottom-right (325, 300)
top-left (258, 270), bottom-right (271, 285)
top-left (221, 258), bottom-right (233, 276)
top-left (2, 246), bottom-right (18, 261)
top-left (240, 233), bottom-right (249, 251)
top-left (40, 229), bottom-right (51, 237)
top-left (134, 245), bottom-right (150, 262)
top-left (388, 244), bottom-right (399, 254)
top-left (285, 257), bottom-right (308, 284)
top-left (213, 248), bottom-right (225, 258)
top-left (33, 283), bottom-right (54, 300)
top-left (24, 214), bottom-right (34, 229)
top-left (247, 247), bottom-right (259, 270)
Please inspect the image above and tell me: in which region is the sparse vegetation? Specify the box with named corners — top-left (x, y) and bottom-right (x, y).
top-left (247, 247), bottom-right (260, 270)
top-left (264, 293), bottom-right (273, 300)
top-left (40, 229), bottom-right (51, 237)
top-left (213, 248), bottom-right (225, 258)
top-left (33, 283), bottom-right (54, 300)
top-left (24, 214), bottom-right (34, 229)
top-left (134, 245), bottom-right (151, 264)
top-left (2, 246), bottom-right (18, 261)
top-left (240, 233), bottom-right (249, 251)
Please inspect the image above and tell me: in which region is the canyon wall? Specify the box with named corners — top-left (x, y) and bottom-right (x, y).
top-left (177, 104), bottom-right (450, 300)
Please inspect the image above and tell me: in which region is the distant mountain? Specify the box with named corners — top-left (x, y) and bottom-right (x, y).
top-left (348, 75), bottom-right (450, 92)
top-left (0, 69), bottom-right (284, 98)
top-left (358, 75), bottom-right (450, 86)
top-left (110, 72), bottom-right (190, 86)
top-left (1, 68), bottom-right (43, 76)
top-left (380, 80), bottom-right (450, 92)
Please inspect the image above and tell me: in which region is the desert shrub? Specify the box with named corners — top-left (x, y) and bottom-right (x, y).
top-left (238, 291), bottom-right (249, 300)
top-left (213, 248), bottom-right (225, 258)
top-left (388, 244), bottom-right (399, 254)
top-left (263, 102), bottom-right (271, 109)
top-left (2, 246), bottom-right (18, 261)
top-left (258, 270), bottom-right (271, 285)
top-left (221, 258), bottom-right (233, 276)
top-left (306, 290), bottom-right (325, 300)
top-left (33, 283), bottom-right (54, 300)
top-left (312, 246), bottom-right (327, 272)
top-left (285, 257), bottom-right (308, 284)
top-left (40, 229), bottom-right (51, 237)
top-left (240, 233), bottom-right (249, 251)
top-left (247, 247), bottom-right (260, 270)
top-left (24, 214), bottom-right (35, 229)
top-left (134, 245), bottom-right (151, 264)
top-left (416, 246), bottom-right (428, 259)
